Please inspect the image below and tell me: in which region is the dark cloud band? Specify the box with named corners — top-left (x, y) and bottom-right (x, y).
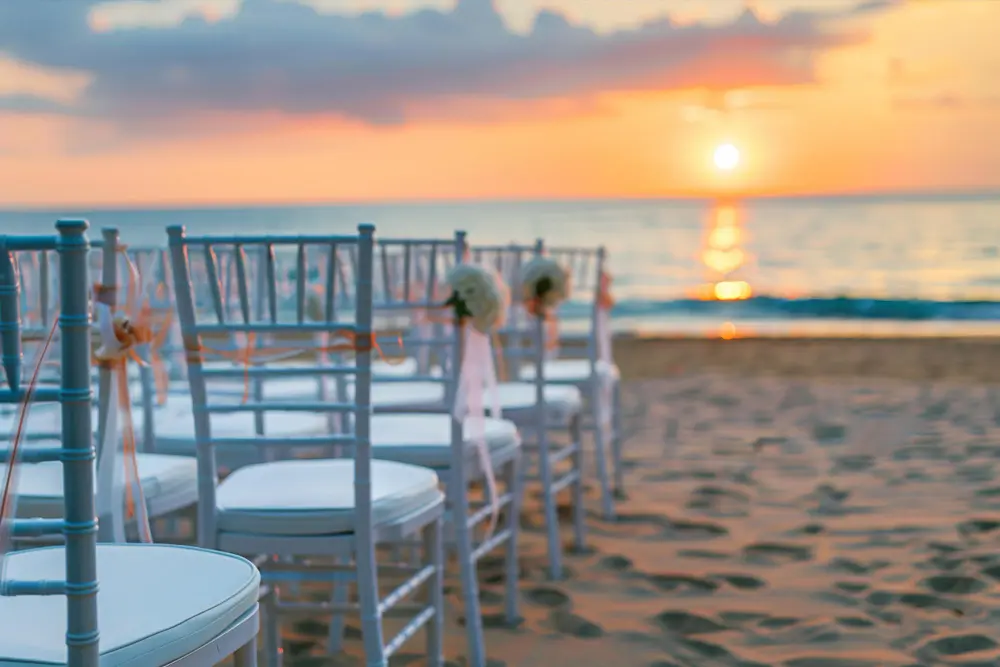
top-left (0, 0), bottom-right (890, 128)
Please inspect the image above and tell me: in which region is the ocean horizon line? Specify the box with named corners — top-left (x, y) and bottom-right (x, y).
top-left (3, 187), bottom-right (1000, 213)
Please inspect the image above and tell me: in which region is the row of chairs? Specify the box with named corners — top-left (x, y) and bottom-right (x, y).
top-left (0, 220), bottom-right (623, 667)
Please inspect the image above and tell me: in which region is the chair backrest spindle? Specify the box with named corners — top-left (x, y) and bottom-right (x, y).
top-left (0, 219), bottom-right (99, 667)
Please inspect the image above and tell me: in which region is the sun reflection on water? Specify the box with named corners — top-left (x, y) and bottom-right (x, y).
top-left (696, 202), bottom-right (753, 302)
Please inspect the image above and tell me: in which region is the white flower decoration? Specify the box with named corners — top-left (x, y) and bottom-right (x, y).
top-left (519, 256), bottom-right (571, 312)
top-left (445, 264), bottom-right (507, 333)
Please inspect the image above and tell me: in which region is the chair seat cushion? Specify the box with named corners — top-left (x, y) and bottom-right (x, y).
top-left (0, 543), bottom-right (259, 667)
top-left (369, 414), bottom-right (521, 468)
top-left (0, 452), bottom-right (197, 519)
top-left (134, 398), bottom-right (330, 442)
top-left (518, 359), bottom-right (620, 383)
top-left (0, 404), bottom-right (62, 440)
top-left (196, 357), bottom-right (418, 383)
top-left (216, 458), bottom-right (443, 535)
top-left (172, 377), bottom-right (580, 424)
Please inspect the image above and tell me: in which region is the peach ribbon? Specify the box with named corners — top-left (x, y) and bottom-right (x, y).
top-left (92, 247), bottom-right (175, 544)
top-left (186, 330), bottom-right (402, 404)
top-left (452, 324), bottom-right (502, 539)
top-left (0, 317), bottom-right (60, 567)
top-left (93, 283), bottom-right (153, 544)
top-left (395, 280), bottom-right (449, 372)
top-left (524, 297), bottom-right (561, 355)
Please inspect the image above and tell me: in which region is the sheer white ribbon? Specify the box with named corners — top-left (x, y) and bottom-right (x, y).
top-left (452, 326), bottom-right (503, 538)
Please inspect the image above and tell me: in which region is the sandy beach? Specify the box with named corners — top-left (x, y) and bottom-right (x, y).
top-left (257, 336), bottom-right (1000, 666)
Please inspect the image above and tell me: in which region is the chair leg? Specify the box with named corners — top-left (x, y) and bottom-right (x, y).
top-left (611, 380), bottom-right (625, 495)
top-left (450, 474), bottom-right (487, 667)
top-left (326, 555), bottom-right (350, 654)
top-left (590, 382), bottom-right (615, 520)
top-left (569, 416), bottom-right (587, 552)
top-left (423, 516), bottom-right (445, 667)
top-left (357, 547), bottom-right (388, 667)
top-left (536, 427), bottom-right (563, 580)
top-left (503, 454), bottom-right (523, 625)
top-left (262, 585), bottom-right (282, 667)
top-left (234, 639), bottom-right (258, 667)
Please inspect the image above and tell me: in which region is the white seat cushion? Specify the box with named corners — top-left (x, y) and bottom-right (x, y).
top-left (206, 378), bottom-right (447, 404)
top-left (197, 357), bottom-right (418, 380)
top-left (487, 383), bottom-right (583, 422)
top-left (0, 543), bottom-right (259, 667)
top-left (0, 452), bottom-right (197, 519)
top-left (519, 358), bottom-right (620, 383)
top-left (182, 377), bottom-right (579, 424)
top-left (188, 357), bottom-right (424, 401)
top-left (0, 404), bottom-right (62, 438)
top-left (134, 398), bottom-right (330, 441)
top-left (369, 414), bottom-right (520, 468)
top-left (372, 357), bottom-right (420, 376)
top-left (215, 458), bottom-right (443, 535)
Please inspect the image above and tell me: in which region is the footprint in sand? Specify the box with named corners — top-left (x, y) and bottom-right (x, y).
top-left (611, 512), bottom-right (729, 541)
top-left (826, 557), bottom-right (891, 575)
top-left (652, 610), bottom-right (728, 635)
top-left (917, 633), bottom-right (999, 661)
top-left (713, 573), bottom-right (767, 590)
top-left (523, 586), bottom-right (571, 609)
top-left (920, 574), bottom-right (988, 595)
top-left (677, 548), bottom-right (731, 561)
top-left (830, 454), bottom-right (876, 474)
top-left (644, 573), bottom-right (720, 594)
top-left (783, 659), bottom-right (880, 667)
top-left (758, 616), bottom-right (800, 630)
top-left (596, 554), bottom-right (633, 572)
top-left (812, 422), bottom-right (847, 444)
top-left (742, 542), bottom-right (813, 565)
top-left (548, 609), bottom-right (604, 639)
top-left (957, 517), bottom-right (1000, 538)
top-left (832, 581), bottom-right (869, 594)
top-left (897, 592), bottom-right (965, 616)
top-left (719, 610), bottom-right (769, 626)
top-left (686, 485), bottom-right (751, 517)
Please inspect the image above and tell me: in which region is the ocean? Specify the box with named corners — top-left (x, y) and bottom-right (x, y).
top-left (3, 193), bottom-right (1000, 338)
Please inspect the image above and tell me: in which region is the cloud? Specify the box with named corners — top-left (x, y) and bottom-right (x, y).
top-left (0, 94), bottom-right (77, 115)
top-left (0, 0), bottom-right (891, 132)
top-left (892, 93), bottom-right (1000, 111)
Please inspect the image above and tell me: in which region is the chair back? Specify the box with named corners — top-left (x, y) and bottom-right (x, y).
top-left (0, 220), bottom-right (99, 667)
top-left (544, 243), bottom-right (610, 360)
top-left (167, 225), bottom-right (376, 549)
top-left (476, 240), bottom-right (609, 377)
top-left (370, 233), bottom-right (466, 392)
top-left (471, 241), bottom-right (540, 347)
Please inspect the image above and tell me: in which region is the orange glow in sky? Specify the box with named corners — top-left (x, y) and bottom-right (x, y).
top-left (1, 0), bottom-right (998, 207)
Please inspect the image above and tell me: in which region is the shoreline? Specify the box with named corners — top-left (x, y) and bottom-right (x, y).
top-left (610, 334), bottom-right (1000, 382)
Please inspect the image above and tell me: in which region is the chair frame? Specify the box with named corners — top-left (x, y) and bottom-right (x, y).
top-left (1, 219), bottom-right (259, 667)
top-left (0, 219), bottom-right (102, 667)
top-left (331, 232), bottom-right (524, 667)
top-left (469, 242), bottom-right (588, 575)
top-left (167, 224), bottom-right (445, 667)
top-left (538, 241), bottom-right (622, 516)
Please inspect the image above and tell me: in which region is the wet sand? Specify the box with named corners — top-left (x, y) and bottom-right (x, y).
top-left (266, 336), bottom-right (1000, 666)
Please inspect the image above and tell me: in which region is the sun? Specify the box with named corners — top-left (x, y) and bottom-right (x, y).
top-left (713, 143), bottom-right (740, 171)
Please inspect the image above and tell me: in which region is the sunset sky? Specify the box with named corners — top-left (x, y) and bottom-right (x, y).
top-left (1, 0), bottom-right (998, 207)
